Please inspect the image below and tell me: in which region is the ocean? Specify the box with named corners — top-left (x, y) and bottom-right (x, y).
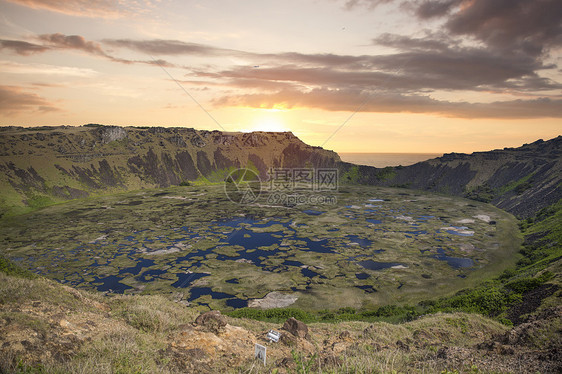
top-left (338, 153), bottom-right (442, 168)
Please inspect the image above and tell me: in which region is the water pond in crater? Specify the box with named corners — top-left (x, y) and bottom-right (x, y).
top-left (0, 185), bottom-right (520, 311)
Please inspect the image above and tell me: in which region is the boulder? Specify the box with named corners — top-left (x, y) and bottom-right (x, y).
top-left (194, 311), bottom-right (227, 334)
top-left (282, 317), bottom-right (309, 339)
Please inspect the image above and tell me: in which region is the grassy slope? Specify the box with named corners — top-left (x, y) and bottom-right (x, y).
top-left (1, 252), bottom-right (559, 373)
top-left (0, 259), bottom-right (512, 374)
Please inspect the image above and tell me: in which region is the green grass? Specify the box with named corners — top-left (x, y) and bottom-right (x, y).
top-left (0, 254), bottom-right (37, 279)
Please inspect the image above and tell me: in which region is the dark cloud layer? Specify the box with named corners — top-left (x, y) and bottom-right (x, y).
top-left (2, 0), bottom-right (560, 122)
top-left (38, 33), bottom-right (108, 56)
top-left (445, 0), bottom-right (562, 57)
top-left (103, 39), bottom-right (242, 57)
top-left (0, 85), bottom-right (59, 114)
top-left (215, 88), bottom-right (562, 119)
top-left (0, 39), bottom-right (49, 55)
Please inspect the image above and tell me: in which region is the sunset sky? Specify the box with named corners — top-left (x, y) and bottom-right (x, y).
top-left (0, 0), bottom-right (560, 153)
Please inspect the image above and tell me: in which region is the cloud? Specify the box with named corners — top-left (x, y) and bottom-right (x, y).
top-left (0, 85), bottom-right (60, 114)
top-left (38, 33), bottom-right (108, 56)
top-left (3, 0), bottom-right (124, 18)
top-left (3, 30), bottom-right (560, 119)
top-left (415, 0), bottom-right (562, 57)
top-left (0, 39), bottom-right (49, 55)
top-left (0, 34), bottom-right (176, 67)
top-left (215, 88), bottom-right (562, 119)
top-left (415, 0), bottom-right (461, 19)
top-left (103, 39), bottom-right (244, 57)
top-left (342, 0), bottom-right (395, 10)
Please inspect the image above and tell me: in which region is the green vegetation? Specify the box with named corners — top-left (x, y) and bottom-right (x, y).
top-left (227, 304), bottom-right (419, 324)
top-left (0, 254), bottom-right (37, 279)
top-left (341, 165), bottom-right (360, 184)
top-left (376, 166), bottom-right (396, 181)
top-left (464, 184), bottom-right (494, 203)
top-left (497, 172), bottom-right (536, 196)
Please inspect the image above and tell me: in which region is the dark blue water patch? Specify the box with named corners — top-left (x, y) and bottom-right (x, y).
top-left (171, 272), bottom-right (210, 288)
top-left (301, 267), bottom-right (324, 278)
top-left (327, 228), bottom-right (339, 232)
top-left (364, 209), bottom-right (378, 213)
top-left (346, 235), bottom-right (372, 247)
top-left (303, 209), bottom-right (324, 216)
top-left (373, 249), bottom-right (386, 254)
top-left (297, 237), bottom-right (334, 253)
top-left (355, 273), bottom-right (370, 280)
top-left (188, 287), bottom-right (234, 302)
top-left (226, 298), bottom-right (248, 308)
top-left (457, 274), bottom-right (467, 278)
top-left (92, 275), bottom-right (133, 293)
top-left (221, 228), bottom-right (281, 250)
top-left (119, 258), bottom-right (155, 276)
top-left (419, 249), bottom-right (431, 254)
top-left (225, 278), bottom-right (239, 284)
top-left (366, 218), bottom-right (382, 224)
top-left (355, 285), bottom-right (377, 293)
top-left (397, 282), bottom-right (404, 289)
top-left (358, 260), bottom-right (404, 271)
top-left (283, 260), bottom-right (305, 267)
top-left (432, 248), bottom-right (474, 269)
top-left (137, 268), bottom-right (166, 282)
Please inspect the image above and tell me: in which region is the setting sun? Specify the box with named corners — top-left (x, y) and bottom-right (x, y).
top-left (245, 111), bottom-right (289, 133)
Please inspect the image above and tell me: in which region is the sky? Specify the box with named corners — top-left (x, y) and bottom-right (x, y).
top-left (0, 0), bottom-right (561, 153)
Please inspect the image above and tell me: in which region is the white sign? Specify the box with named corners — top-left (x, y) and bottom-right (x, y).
top-left (267, 329), bottom-right (281, 342)
top-left (254, 343), bottom-right (266, 365)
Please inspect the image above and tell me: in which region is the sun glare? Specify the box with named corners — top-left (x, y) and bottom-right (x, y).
top-left (246, 111), bottom-right (289, 133)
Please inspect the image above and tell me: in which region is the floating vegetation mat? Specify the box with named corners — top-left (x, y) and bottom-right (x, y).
top-left (0, 185), bottom-right (520, 311)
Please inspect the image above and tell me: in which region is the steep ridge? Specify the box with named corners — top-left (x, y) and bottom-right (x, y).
top-left (0, 125), bottom-right (339, 217)
top-left (343, 136), bottom-right (562, 218)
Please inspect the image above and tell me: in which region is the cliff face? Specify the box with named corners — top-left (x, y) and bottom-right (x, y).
top-left (346, 136), bottom-right (562, 218)
top-left (0, 125), bottom-right (340, 216)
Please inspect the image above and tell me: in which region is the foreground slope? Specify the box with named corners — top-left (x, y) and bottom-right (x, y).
top-left (0, 262), bottom-right (560, 374)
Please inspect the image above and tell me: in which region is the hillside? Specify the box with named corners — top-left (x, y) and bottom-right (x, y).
top-left (0, 125), bottom-right (339, 217)
top-left (344, 136), bottom-right (562, 218)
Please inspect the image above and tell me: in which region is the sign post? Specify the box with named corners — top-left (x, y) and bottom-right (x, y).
top-left (254, 343), bottom-right (266, 366)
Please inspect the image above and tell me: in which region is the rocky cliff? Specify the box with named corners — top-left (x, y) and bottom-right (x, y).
top-left (343, 136), bottom-right (561, 218)
top-left (0, 125), bottom-right (340, 216)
